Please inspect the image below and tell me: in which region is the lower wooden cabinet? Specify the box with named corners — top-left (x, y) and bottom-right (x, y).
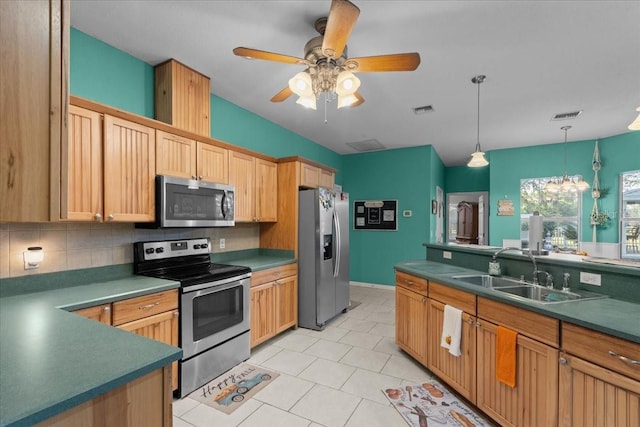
top-left (395, 273), bottom-right (429, 366)
top-left (72, 303), bottom-right (111, 325)
top-left (250, 263), bottom-right (298, 347)
top-left (36, 366), bottom-right (172, 427)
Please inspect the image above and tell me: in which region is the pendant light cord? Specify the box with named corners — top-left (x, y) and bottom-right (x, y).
top-left (476, 78), bottom-right (481, 151)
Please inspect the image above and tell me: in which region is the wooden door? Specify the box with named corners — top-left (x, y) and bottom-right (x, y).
top-left (319, 169), bottom-right (334, 189)
top-left (197, 142), bottom-right (228, 183)
top-left (476, 319), bottom-right (559, 427)
top-left (250, 283), bottom-right (275, 347)
top-left (118, 310), bottom-right (179, 391)
top-left (62, 105), bottom-right (103, 221)
top-left (103, 115), bottom-right (156, 222)
top-left (395, 286), bottom-right (429, 366)
top-left (228, 150), bottom-right (255, 222)
top-left (73, 304), bottom-right (111, 325)
top-left (275, 275), bottom-right (297, 333)
top-left (559, 352), bottom-right (640, 427)
top-left (255, 158), bottom-right (277, 222)
top-left (155, 129), bottom-right (196, 179)
top-left (428, 299), bottom-right (476, 402)
top-left (300, 163), bottom-right (319, 188)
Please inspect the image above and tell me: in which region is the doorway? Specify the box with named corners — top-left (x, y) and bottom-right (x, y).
top-left (446, 192), bottom-right (489, 245)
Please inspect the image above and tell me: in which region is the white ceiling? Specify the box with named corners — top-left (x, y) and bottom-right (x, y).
top-left (71, 0), bottom-right (640, 166)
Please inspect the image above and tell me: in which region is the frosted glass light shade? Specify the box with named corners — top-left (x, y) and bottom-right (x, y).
top-left (336, 71), bottom-right (360, 96)
top-left (628, 106), bottom-right (640, 130)
top-left (295, 95), bottom-right (317, 110)
top-left (337, 94), bottom-right (358, 108)
top-left (289, 71), bottom-right (313, 97)
top-left (467, 150), bottom-right (489, 167)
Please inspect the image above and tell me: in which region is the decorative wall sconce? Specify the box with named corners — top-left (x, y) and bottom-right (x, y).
top-left (23, 246), bottom-right (44, 270)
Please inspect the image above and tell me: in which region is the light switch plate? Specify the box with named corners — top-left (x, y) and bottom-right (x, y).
top-left (580, 272), bottom-right (601, 286)
top-left (219, 238), bottom-right (226, 249)
top-left (443, 251), bottom-right (452, 259)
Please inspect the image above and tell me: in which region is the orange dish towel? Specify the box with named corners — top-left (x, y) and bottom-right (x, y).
top-left (496, 326), bottom-right (517, 388)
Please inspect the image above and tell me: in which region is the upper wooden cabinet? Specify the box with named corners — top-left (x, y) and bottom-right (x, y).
top-left (156, 130), bottom-right (229, 183)
top-left (0, 0), bottom-right (69, 222)
top-left (155, 59), bottom-right (210, 138)
top-left (103, 115), bottom-right (156, 222)
top-left (319, 168), bottom-right (335, 189)
top-left (299, 162), bottom-right (335, 189)
top-left (229, 151), bottom-right (277, 222)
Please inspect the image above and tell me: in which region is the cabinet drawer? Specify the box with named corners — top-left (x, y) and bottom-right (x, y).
top-left (429, 281), bottom-right (476, 315)
top-left (478, 297), bottom-right (559, 347)
top-left (112, 289), bottom-right (178, 326)
top-left (251, 263), bottom-right (298, 287)
top-left (562, 322), bottom-right (640, 381)
top-left (395, 271), bottom-right (428, 296)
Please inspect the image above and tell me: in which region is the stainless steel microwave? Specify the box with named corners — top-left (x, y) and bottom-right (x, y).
top-left (138, 175), bottom-right (235, 228)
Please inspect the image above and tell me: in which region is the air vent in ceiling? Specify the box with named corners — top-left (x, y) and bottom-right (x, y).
top-left (346, 139), bottom-right (386, 152)
top-left (551, 110), bottom-right (583, 121)
top-left (413, 105), bottom-right (434, 115)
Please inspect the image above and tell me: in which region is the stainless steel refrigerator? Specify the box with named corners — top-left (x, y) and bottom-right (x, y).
top-left (298, 187), bottom-right (350, 330)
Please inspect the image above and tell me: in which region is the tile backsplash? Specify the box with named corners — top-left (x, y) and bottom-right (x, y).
top-left (0, 222), bottom-right (259, 278)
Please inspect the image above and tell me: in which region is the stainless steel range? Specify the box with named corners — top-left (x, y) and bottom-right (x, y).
top-left (133, 238), bottom-right (251, 397)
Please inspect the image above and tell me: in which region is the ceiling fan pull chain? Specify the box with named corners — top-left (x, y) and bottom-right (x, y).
top-left (324, 94), bottom-right (329, 124)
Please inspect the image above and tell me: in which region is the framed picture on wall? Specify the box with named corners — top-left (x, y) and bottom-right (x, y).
top-left (431, 200), bottom-right (438, 215)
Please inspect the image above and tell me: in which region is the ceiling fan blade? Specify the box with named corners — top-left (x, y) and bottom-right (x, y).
top-left (345, 53), bottom-right (421, 72)
top-left (233, 47), bottom-right (307, 65)
top-left (322, 0), bottom-right (360, 59)
top-left (271, 87), bottom-right (293, 102)
top-left (350, 91), bottom-right (365, 107)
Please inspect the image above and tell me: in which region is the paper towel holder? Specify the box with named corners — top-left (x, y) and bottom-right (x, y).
top-left (524, 211), bottom-right (549, 256)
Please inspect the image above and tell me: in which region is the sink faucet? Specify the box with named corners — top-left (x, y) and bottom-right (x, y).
top-left (492, 247), bottom-right (538, 284)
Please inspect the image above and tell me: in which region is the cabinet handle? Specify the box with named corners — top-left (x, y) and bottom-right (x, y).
top-left (608, 350), bottom-right (640, 366)
top-left (466, 318), bottom-right (474, 325)
top-left (405, 280), bottom-right (414, 285)
top-left (559, 357), bottom-right (568, 365)
top-left (198, 175), bottom-right (203, 180)
top-left (421, 297), bottom-right (427, 304)
top-left (94, 213), bottom-right (102, 221)
top-left (475, 321), bottom-right (482, 328)
top-left (139, 302), bottom-right (160, 311)
top-left (174, 310), bottom-right (179, 317)
top-left (103, 306), bottom-right (110, 312)
top-left (108, 214), bottom-right (115, 221)
top-left (192, 175), bottom-right (197, 180)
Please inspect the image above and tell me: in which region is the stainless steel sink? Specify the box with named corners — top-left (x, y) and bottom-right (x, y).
top-left (451, 274), bottom-right (524, 288)
top-left (495, 285), bottom-right (608, 304)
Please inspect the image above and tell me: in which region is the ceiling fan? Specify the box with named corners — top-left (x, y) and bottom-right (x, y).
top-left (233, 0), bottom-right (421, 109)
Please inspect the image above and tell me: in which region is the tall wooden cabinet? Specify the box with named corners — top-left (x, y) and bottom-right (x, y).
top-left (395, 271), bottom-right (429, 366)
top-left (456, 201), bottom-right (479, 244)
top-left (0, 0), bottom-right (69, 222)
top-left (229, 150), bottom-right (277, 222)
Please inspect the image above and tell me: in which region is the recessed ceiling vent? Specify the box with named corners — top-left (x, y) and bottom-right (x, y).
top-left (346, 139), bottom-right (386, 152)
top-left (551, 110), bottom-right (583, 121)
top-left (413, 105), bottom-right (434, 115)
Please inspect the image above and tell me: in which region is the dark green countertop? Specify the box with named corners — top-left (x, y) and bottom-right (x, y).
top-left (0, 249), bottom-right (296, 426)
top-left (0, 276), bottom-right (181, 427)
top-left (395, 260), bottom-right (640, 344)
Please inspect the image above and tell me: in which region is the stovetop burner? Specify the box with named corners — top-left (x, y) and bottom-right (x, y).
top-left (133, 238), bottom-right (251, 287)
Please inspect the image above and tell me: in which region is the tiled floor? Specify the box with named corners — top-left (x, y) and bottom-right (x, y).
top-left (173, 284), bottom-right (435, 427)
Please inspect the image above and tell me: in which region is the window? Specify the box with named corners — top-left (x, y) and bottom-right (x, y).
top-left (620, 170), bottom-right (640, 259)
top-left (520, 177), bottom-right (581, 251)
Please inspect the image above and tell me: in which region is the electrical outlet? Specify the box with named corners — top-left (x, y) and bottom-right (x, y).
top-left (443, 251), bottom-right (452, 259)
top-left (580, 272), bottom-right (601, 286)
top-left (219, 238), bottom-right (226, 249)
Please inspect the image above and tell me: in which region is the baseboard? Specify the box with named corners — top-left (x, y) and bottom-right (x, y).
top-left (350, 281), bottom-right (395, 291)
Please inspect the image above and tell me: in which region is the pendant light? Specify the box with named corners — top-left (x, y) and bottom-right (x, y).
top-left (467, 75), bottom-right (489, 167)
top-left (543, 126), bottom-right (589, 196)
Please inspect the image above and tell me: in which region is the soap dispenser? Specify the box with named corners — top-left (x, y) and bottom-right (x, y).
top-left (488, 259), bottom-right (501, 276)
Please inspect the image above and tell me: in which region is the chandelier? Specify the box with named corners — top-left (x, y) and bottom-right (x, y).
top-left (543, 126), bottom-right (589, 197)
top-left (288, 59), bottom-right (361, 110)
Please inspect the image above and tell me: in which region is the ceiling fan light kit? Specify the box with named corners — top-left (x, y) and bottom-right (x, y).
top-left (543, 125), bottom-right (590, 198)
top-left (467, 75), bottom-right (489, 168)
top-left (233, 0), bottom-right (420, 111)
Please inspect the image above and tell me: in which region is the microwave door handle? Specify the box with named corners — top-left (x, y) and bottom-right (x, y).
top-left (221, 192), bottom-right (228, 219)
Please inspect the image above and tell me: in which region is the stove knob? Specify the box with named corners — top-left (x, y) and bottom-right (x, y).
top-left (156, 247), bottom-right (164, 253)
top-left (200, 243), bottom-right (208, 250)
top-left (145, 248), bottom-right (155, 254)
top-left (193, 244), bottom-right (200, 249)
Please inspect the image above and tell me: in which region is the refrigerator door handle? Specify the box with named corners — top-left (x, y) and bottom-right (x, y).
top-left (333, 208), bottom-right (341, 278)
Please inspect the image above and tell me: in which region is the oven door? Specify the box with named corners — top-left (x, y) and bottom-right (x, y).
top-left (180, 276), bottom-right (250, 359)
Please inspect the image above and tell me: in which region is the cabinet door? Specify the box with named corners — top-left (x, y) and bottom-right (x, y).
top-left (319, 169), bottom-right (334, 189)
top-left (250, 283), bottom-right (276, 348)
top-left (275, 275), bottom-right (297, 333)
top-left (73, 304), bottom-right (111, 325)
top-left (118, 310), bottom-right (179, 391)
top-left (395, 286), bottom-right (428, 366)
top-left (197, 142), bottom-right (228, 183)
top-left (103, 115), bottom-right (156, 222)
top-left (255, 158), bottom-right (277, 222)
top-left (62, 105), bottom-right (103, 221)
top-left (300, 163), bottom-right (319, 188)
top-left (0, 0), bottom-right (68, 222)
top-left (559, 352), bottom-right (640, 427)
top-left (229, 150), bottom-right (255, 222)
top-left (155, 129), bottom-right (196, 179)
top-left (428, 299), bottom-right (476, 402)
top-left (476, 319), bottom-right (559, 427)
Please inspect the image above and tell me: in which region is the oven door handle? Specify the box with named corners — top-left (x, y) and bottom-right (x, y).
top-left (182, 273), bottom-right (251, 294)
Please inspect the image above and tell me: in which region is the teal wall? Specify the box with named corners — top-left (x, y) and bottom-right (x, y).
top-left (489, 132), bottom-right (640, 247)
top-left (343, 146), bottom-right (439, 286)
top-left (445, 164), bottom-right (490, 193)
top-left (70, 28), bottom-right (342, 181)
